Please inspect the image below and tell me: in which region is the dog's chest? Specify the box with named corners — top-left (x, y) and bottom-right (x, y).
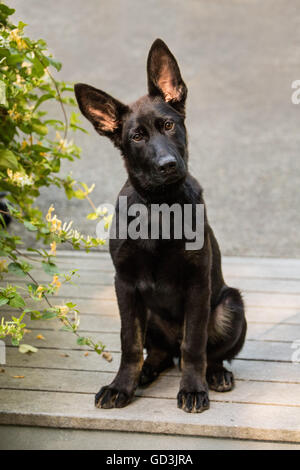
top-left (134, 253), bottom-right (185, 315)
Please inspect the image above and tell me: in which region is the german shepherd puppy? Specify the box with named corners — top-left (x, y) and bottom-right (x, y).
top-left (75, 39), bottom-right (247, 413)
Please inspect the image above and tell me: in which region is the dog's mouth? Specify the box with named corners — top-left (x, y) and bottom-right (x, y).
top-left (158, 161), bottom-right (187, 186)
top-left (163, 171), bottom-right (186, 185)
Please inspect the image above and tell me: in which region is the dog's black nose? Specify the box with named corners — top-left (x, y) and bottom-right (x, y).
top-left (158, 155), bottom-right (177, 174)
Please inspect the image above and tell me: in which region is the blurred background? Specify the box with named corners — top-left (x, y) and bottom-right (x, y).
top-left (8, 0), bottom-right (300, 257)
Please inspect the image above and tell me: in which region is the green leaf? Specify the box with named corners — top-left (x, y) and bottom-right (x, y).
top-left (30, 311), bottom-right (42, 320)
top-left (42, 261), bottom-right (59, 275)
top-left (0, 297), bottom-right (9, 307)
top-left (17, 21), bottom-right (27, 31)
top-left (47, 57), bottom-right (62, 71)
top-left (0, 149), bottom-right (18, 170)
top-left (0, 4), bottom-right (15, 15)
top-left (65, 302), bottom-right (76, 309)
top-left (31, 122), bottom-right (48, 136)
top-left (41, 311), bottom-right (57, 320)
top-left (9, 294), bottom-right (26, 309)
top-left (61, 325), bottom-right (73, 332)
top-left (23, 220), bottom-right (38, 232)
top-left (76, 337), bottom-right (87, 345)
top-left (32, 93), bottom-right (55, 112)
top-left (7, 262), bottom-right (27, 277)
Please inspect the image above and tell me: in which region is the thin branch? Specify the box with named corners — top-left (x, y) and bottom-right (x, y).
top-left (14, 248), bottom-right (42, 263)
top-left (45, 66), bottom-right (68, 143)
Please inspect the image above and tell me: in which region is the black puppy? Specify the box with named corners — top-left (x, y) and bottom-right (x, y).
top-left (75, 39), bottom-right (247, 413)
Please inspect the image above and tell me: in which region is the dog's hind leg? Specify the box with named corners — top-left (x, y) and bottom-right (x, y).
top-left (206, 287), bottom-right (247, 392)
top-left (139, 312), bottom-right (178, 387)
top-left (139, 347), bottom-right (174, 386)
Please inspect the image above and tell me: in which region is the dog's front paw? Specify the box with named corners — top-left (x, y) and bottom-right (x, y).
top-left (177, 389), bottom-right (210, 413)
top-left (95, 385), bottom-right (133, 409)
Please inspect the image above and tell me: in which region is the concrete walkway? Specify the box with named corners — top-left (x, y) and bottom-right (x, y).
top-left (7, 0), bottom-right (300, 257)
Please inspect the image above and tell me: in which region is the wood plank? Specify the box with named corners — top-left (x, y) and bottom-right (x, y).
top-left (228, 359), bottom-right (300, 384)
top-left (223, 264), bottom-right (300, 280)
top-left (4, 263), bottom-right (300, 283)
top-left (3, 330), bottom-right (296, 362)
top-left (19, 251), bottom-right (300, 266)
top-left (224, 257), bottom-right (300, 267)
top-left (4, 330), bottom-right (118, 351)
top-left (1, 368), bottom-right (300, 408)
top-left (22, 250), bottom-right (300, 265)
top-left (245, 322), bottom-right (300, 342)
top-left (2, 425), bottom-right (299, 450)
top-left (0, 312), bottom-right (121, 332)
top-left (3, 347), bottom-right (300, 383)
top-left (4, 347), bottom-right (120, 373)
top-left (244, 292), bottom-right (300, 309)
top-left (2, 298), bottom-right (119, 316)
top-left (0, 389), bottom-right (299, 442)
top-left (235, 278), bottom-right (300, 294)
top-left (238, 340), bottom-right (296, 362)
top-left (2, 302), bottom-right (300, 329)
top-left (3, 269), bottom-right (115, 284)
top-left (4, 264), bottom-right (300, 282)
top-left (1, 310), bottom-right (299, 340)
top-left (243, 307), bottom-right (300, 324)
top-left (3, 252), bottom-right (300, 281)
top-left (2, 275), bottom-right (300, 295)
top-left (2, 282), bottom-right (300, 303)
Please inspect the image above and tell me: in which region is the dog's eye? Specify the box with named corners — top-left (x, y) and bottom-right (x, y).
top-left (164, 121), bottom-right (174, 131)
top-left (132, 133), bottom-right (143, 142)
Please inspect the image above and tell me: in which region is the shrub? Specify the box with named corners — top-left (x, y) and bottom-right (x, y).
top-left (0, 2), bottom-right (108, 357)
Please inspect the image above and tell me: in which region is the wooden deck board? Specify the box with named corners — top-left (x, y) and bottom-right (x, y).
top-left (0, 389), bottom-right (299, 442)
top-left (0, 252), bottom-right (300, 443)
top-left (1, 311), bottom-right (299, 340)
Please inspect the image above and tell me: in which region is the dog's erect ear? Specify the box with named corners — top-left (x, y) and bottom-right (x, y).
top-left (147, 39), bottom-right (187, 114)
top-left (74, 84), bottom-right (129, 147)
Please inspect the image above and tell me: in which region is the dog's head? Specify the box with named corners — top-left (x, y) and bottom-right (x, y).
top-left (75, 39), bottom-right (188, 196)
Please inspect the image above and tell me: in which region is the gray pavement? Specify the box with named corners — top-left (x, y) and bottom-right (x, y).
top-left (8, 0), bottom-right (300, 257)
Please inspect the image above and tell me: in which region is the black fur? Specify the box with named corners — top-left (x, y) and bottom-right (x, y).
top-left (75, 39), bottom-right (247, 413)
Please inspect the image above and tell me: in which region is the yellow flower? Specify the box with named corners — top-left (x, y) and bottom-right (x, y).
top-left (51, 275), bottom-right (61, 290)
top-left (55, 305), bottom-right (70, 316)
top-left (49, 216), bottom-right (62, 234)
top-left (46, 206), bottom-right (63, 235)
top-left (9, 29), bottom-right (28, 50)
top-left (36, 285), bottom-right (45, 299)
top-left (0, 260), bottom-right (7, 273)
top-left (7, 169), bottom-right (33, 187)
top-left (49, 241), bottom-right (57, 256)
top-left (46, 205), bottom-right (55, 222)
